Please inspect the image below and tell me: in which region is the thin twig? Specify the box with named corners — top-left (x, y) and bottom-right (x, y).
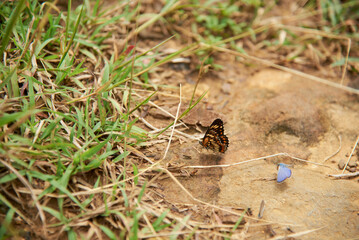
top-left (329, 172), bottom-right (359, 179)
top-left (125, 144), bottom-right (154, 164)
top-left (269, 226), bottom-right (326, 240)
top-left (137, 115), bottom-right (183, 133)
top-left (341, 135), bottom-right (359, 174)
top-left (60, 119), bottom-right (82, 149)
top-left (31, 120), bottom-right (45, 150)
top-left (163, 84), bottom-right (182, 160)
top-left (139, 230), bottom-right (211, 239)
top-left (133, 92), bottom-right (177, 119)
top-left (115, 85), bottom-right (189, 99)
top-left (170, 129), bottom-right (199, 141)
top-left (323, 132), bottom-right (342, 163)
top-left (183, 153), bottom-right (332, 169)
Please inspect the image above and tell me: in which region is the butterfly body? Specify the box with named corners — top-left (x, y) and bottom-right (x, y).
top-left (277, 163), bottom-right (292, 183)
top-left (201, 119), bottom-right (229, 153)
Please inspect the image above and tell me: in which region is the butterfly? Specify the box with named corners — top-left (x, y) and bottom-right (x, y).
top-left (277, 163), bottom-right (292, 183)
top-left (200, 118), bottom-right (229, 153)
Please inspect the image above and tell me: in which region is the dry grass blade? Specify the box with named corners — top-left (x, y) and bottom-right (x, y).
top-left (274, 24), bottom-right (352, 85)
top-left (268, 226), bottom-right (326, 240)
top-left (329, 172), bottom-right (359, 179)
top-left (323, 132), bottom-right (342, 163)
top-left (126, 144), bottom-right (154, 164)
top-left (134, 92), bottom-right (177, 119)
top-left (138, 116), bottom-right (195, 140)
top-left (135, 201), bottom-right (160, 240)
top-left (341, 135), bottom-right (359, 174)
top-left (183, 153), bottom-right (333, 169)
top-left (0, 110), bottom-right (39, 141)
top-left (162, 84), bottom-right (182, 160)
top-left (207, 45), bottom-right (359, 95)
top-left (0, 193), bottom-right (33, 226)
top-left (0, 159), bottom-right (46, 225)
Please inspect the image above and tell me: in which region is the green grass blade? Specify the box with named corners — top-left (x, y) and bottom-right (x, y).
top-left (0, 0), bottom-right (26, 58)
top-left (67, 228), bottom-right (77, 240)
top-left (48, 178), bottom-right (86, 210)
top-left (129, 211), bottom-right (146, 240)
top-left (57, 5), bottom-right (83, 71)
top-left (81, 135), bottom-right (111, 161)
top-left (170, 214), bottom-right (191, 240)
top-left (0, 208), bottom-right (15, 239)
top-left (98, 224), bottom-right (117, 240)
top-left (137, 181), bottom-right (146, 202)
top-left (231, 209), bottom-right (246, 232)
top-left (126, 91), bottom-right (157, 117)
top-left (9, 68), bottom-right (19, 97)
top-left (0, 194), bottom-right (27, 225)
top-left (0, 170), bottom-right (26, 184)
top-left (0, 109), bottom-right (40, 128)
top-left (42, 206), bottom-right (66, 222)
top-left (113, 151), bottom-right (130, 163)
top-left (132, 163), bottom-right (139, 185)
top-left (152, 209), bottom-right (170, 231)
top-left (83, 176), bottom-right (100, 207)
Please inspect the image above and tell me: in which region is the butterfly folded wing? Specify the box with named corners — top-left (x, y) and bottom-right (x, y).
top-left (201, 119), bottom-right (229, 153)
top-left (277, 164), bottom-right (292, 183)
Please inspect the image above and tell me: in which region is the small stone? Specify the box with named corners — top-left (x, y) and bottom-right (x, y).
top-left (348, 167), bottom-right (357, 173)
top-left (149, 107), bottom-right (171, 119)
top-left (348, 159), bottom-right (357, 167)
top-left (338, 159), bottom-right (346, 170)
top-left (221, 83), bottom-right (232, 94)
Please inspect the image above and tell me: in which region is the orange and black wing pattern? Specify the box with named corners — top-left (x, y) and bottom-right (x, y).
top-left (200, 119), bottom-right (229, 153)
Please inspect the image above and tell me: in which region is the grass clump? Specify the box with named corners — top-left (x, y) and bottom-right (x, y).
top-left (1, 0), bottom-right (358, 239)
top-left (0, 0), bottom-right (201, 239)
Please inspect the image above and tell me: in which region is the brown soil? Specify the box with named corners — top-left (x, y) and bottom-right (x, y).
top-left (3, 2), bottom-right (359, 239)
top-left (155, 65), bottom-right (359, 239)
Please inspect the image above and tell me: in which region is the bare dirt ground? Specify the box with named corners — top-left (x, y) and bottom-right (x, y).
top-left (151, 58), bottom-right (359, 239)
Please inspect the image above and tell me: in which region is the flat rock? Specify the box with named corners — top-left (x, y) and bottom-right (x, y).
top-left (348, 158), bottom-right (357, 167)
top-left (249, 92), bottom-right (327, 144)
top-left (338, 159), bottom-right (346, 169)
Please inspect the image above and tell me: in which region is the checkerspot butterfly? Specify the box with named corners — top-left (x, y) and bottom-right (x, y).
top-left (200, 118), bottom-right (229, 153)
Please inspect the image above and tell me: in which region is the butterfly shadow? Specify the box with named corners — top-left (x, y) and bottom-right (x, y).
top-left (195, 153), bottom-right (224, 178)
top-left (275, 181), bottom-right (290, 191)
top-left (199, 153), bottom-right (223, 165)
